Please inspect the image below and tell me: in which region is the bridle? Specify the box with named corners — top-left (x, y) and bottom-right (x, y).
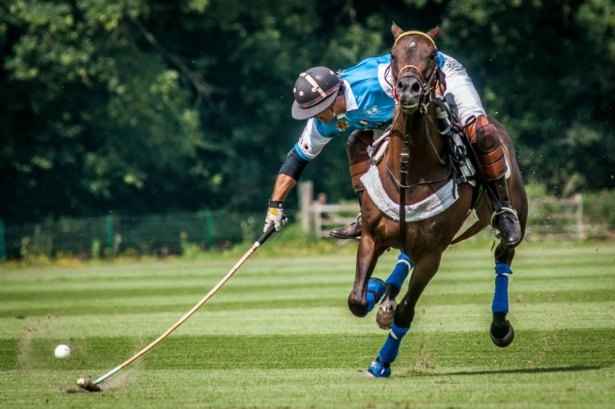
top-left (387, 32), bottom-right (450, 185)
top-left (390, 30), bottom-right (440, 104)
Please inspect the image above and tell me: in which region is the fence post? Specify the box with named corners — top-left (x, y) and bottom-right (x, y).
top-left (106, 214), bottom-right (114, 259)
top-left (574, 193), bottom-right (584, 239)
top-left (0, 219), bottom-right (5, 262)
top-left (298, 181), bottom-right (313, 233)
top-left (205, 209), bottom-right (215, 248)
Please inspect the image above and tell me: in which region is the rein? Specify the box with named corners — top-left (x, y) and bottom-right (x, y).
top-left (386, 98), bottom-right (452, 191)
top-left (389, 44), bottom-right (450, 253)
top-left (393, 100), bottom-right (451, 253)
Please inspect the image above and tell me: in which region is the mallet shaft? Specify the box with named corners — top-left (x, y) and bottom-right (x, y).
top-left (80, 226), bottom-right (276, 389)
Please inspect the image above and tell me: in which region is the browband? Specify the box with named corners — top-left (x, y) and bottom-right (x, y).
top-left (393, 30), bottom-right (437, 49)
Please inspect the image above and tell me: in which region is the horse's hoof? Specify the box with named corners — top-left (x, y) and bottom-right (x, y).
top-left (490, 319), bottom-right (515, 347)
top-left (366, 358), bottom-right (391, 378)
top-left (376, 298), bottom-right (397, 330)
top-left (348, 298), bottom-right (369, 318)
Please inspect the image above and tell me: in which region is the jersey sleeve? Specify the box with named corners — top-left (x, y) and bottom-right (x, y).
top-left (293, 119), bottom-right (337, 161)
top-left (436, 51), bottom-right (445, 68)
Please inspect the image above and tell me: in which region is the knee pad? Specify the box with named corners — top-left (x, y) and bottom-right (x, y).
top-left (347, 130), bottom-right (374, 192)
top-left (468, 116), bottom-right (498, 153)
top-left (346, 130), bottom-right (374, 164)
top-left (466, 117), bottom-right (508, 181)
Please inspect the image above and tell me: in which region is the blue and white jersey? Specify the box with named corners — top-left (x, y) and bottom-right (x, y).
top-left (294, 54), bottom-right (395, 161)
top-left (293, 51), bottom-right (475, 161)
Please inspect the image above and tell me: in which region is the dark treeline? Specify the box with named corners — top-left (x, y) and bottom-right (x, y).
top-left (1, 0), bottom-right (613, 225)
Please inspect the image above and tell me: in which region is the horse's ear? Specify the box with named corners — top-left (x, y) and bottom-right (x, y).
top-left (391, 21), bottom-right (404, 40)
top-left (427, 26), bottom-right (440, 41)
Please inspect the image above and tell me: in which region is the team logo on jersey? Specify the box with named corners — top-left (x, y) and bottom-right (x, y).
top-left (336, 119), bottom-right (349, 132)
top-left (364, 105), bottom-right (380, 116)
top-left (298, 134), bottom-right (311, 153)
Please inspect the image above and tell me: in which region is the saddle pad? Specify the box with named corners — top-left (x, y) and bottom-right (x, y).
top-left (361, 166), bottom-right (459, 222)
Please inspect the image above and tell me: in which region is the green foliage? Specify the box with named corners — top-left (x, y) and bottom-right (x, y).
top-left (0, 0), bottom-right (613, 227)
top-left (90, 238), bottom-right (101, 260)
top-left (584, 189), bottom-right (615, 227)
top-left (18, 225), bottom-right (53, 264)
top-left (179, 231), bottom-right (202, 260)
top-left (442, 0), bottom-right (615, 194)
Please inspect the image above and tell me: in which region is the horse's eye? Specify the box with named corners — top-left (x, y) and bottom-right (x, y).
top-left (430, 51), bottom-right (438, 60)
top-left (390, 52), bottom-right (395, 61)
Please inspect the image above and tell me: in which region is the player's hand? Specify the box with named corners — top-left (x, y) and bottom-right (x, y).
top-left (264, 201), bottom-right (288, 232)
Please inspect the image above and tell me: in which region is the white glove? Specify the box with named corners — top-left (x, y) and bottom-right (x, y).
top-left (264, 201), bottom-right (287, 232)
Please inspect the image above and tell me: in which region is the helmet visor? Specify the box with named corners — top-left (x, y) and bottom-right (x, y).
top-left (291, 91), bottom-right (338, 120)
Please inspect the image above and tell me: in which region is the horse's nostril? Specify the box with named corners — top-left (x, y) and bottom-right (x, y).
top-left (411, 82), bottom-right (420, 93)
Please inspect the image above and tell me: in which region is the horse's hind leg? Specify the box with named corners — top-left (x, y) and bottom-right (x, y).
top-left (376, 253), bottom-right (414, 330)
top-left (490, 242), bottom-right (516, 347)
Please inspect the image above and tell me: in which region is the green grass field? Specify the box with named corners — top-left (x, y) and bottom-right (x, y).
top-left (1, 240), bottom-right (614, 408)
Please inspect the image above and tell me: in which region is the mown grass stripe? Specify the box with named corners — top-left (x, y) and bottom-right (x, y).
top-left (4, 329), bottom-right (614, 371)
top-left (2, 247), bottom-right (613, 294)
top-left (1, 272), bottom-right (611, 305)
top-left (3, 301), bottom-right (614, 339)
top-left (1, 288), bottom-right (614, 318)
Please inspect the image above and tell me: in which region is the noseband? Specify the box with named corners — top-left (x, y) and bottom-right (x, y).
top-left (392, 62), bottom-right (438, 108)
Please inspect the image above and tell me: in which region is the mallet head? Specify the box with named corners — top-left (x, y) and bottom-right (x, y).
top-left (76, 378), bottom-right (102, 392)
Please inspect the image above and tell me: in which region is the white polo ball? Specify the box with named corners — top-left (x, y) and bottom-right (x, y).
top-left (54, 344), bottom-right (71, 359)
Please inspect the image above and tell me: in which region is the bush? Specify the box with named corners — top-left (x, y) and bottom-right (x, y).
top-left (584, 190), bottom-right (615, 226)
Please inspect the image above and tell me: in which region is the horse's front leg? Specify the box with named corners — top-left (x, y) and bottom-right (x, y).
top-left (376, 253), bottom-right (414, 330)
top-left (367, 252), bottom-right (442, 377)
top-left (348, 234), bottom-right (386, 318)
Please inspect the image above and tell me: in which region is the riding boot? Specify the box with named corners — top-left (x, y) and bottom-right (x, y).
top-left (329, 192), bottom-right (363, 239)
top-left (466, 115), bottom-right (522, 248)
top-left (488, 176), bottom-right (522, 248)
top-left (330, 130), bottom-right (373, 240)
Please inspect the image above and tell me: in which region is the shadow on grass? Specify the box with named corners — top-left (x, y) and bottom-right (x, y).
top-left (402, 364), bottom-right (611, 378)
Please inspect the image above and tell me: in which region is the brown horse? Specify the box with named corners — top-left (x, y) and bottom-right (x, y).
top-left (347, 23), bottom-right (529, 378)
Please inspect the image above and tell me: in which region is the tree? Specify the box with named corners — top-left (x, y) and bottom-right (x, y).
top-left (0, 0), bottom-right (211, 223)
top-left (442, 0), bottom-right (615, 195)
top-left (1, 0), bottom-right (612, 227)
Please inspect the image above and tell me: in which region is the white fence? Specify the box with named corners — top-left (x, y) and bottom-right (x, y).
top-left (298, 182), bottom-right (596, 241)
top-left (525, 194), bottom-right (585, 240)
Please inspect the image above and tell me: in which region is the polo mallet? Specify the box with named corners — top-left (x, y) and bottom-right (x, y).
top-left (77, 225), bottom-right (277, 392)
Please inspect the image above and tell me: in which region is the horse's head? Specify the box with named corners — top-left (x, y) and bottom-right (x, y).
top-left (390, 23), bottom-right (440, 115)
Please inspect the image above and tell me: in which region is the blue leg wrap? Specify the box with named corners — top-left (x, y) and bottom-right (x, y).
top-left (385, 253), bottom-right (413, 292)
top-left (366, 278), bottom-right (385, 313)
top-left (378, 322), bottom-right (410, 364)
top-left (492, 263), bottom-right (512, 314)
top-left (367, 323), bottom-right (411, 378)
top-left (366, 293), bottom-right (376, 313)
top-left (367, 357), bottom-right (391, 378)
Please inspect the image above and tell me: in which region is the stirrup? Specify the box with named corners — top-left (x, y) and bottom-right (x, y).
top-left (490, 207), bottom-right (519, 239)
